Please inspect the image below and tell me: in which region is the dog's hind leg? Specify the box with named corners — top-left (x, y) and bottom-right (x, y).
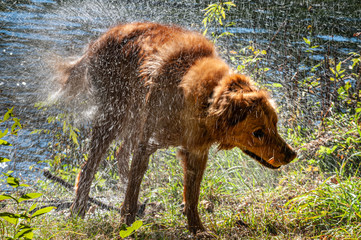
top-left (116, 140), bottom-right (131, 184)
top-left (120, 104), bottom-right (158, 225)
top-left (121, 141), bottom-right (155, 225)
top-left (71, 113), bottom-right (119, 218)
top-left (178, 148), bottom-right (209, 233)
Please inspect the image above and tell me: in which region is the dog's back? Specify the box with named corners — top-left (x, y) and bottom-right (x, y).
top-left (59, 22), bottom-right (218, 133)
top-left (57, 22), bottom-right (228, 150)
top-left (61, 24), bottom-right (215, 89)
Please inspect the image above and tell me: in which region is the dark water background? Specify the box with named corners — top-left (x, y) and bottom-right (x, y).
top-left (0, 0), bottom-right (360, 187)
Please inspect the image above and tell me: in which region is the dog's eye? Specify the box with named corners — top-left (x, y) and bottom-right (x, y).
top-left (252, 129), bottom-right (265, 139)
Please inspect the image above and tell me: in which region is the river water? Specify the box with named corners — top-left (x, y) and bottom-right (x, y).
top-left (0, 0), bottom-right (360, 187)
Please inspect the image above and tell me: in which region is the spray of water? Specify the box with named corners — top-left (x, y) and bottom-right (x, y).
top-left (0, 0), bottom-right (205, 190)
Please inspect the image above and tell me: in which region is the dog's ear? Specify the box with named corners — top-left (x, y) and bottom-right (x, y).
top-left (209, 90), bottom-right (267, 128)
top-left (226, 91), bottom-right (266, 126)
top-left (208, 73), bottom-right (270, 129)
top-left (208, 74), bottom-right (252, 116)
top-left (225, 74), bottom-right (254, 93)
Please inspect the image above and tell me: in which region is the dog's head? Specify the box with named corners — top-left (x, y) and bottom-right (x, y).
top-left (208, 74), bottom-right (296, 169)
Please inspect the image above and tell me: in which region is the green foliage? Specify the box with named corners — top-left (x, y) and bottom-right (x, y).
top-left (0, 174), bottom-right (55, 240)
top-left (286, 175), bottom-right (361, 237)
top-left (33, 102), bottom-right (121, 194)
top-left (33, 103), bottom-right (80, 148)
top-left (0, 108), bottom-right (55, 240)
top-left (230, 43), bottom-right (269, 78)
top-left (282, 36), bottom-right (361, 174)
top-left (1, 108), bottom-right (22, 164)
top-left (0, 107), bottom-right (22, 149)
top-left (203, 1), bottom-right (269, 82)
top-left (119, 220), bottom-right (143, 239)
top-left (303, 36), bottom-right (320, 53)
top-left (202, 1), bottom-right (235, 41)
top-left (32, 102), bottom-right (87, 185)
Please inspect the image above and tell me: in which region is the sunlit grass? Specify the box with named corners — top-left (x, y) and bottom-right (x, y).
top-left (286, 175), bottom-right (361, 239)
top-left (2, 146), bottom-right (361, 239)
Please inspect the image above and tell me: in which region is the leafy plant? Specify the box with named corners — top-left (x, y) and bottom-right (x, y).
top-left (286, 175), bottom-right (361, 236)
top-left (230, 43), bottom-right (269, 78)
top-left (0, 107), bottom-right (21, 150)
top-left (202, 1), bottom-right (235, 41)
top-left (279, 35), bottom-right (361, 174)
top-left (33, 103), bottom-right (81, 148)
top-left (0, 108), bottom-right (55, 239)
top-left (0, 176), bottom-right (55, 240)
top-left (32, 102), bottom-right (88, 184)
top-left (119, 220), bottom-right (143, 239)
top-left (33, 101), bottom-right (121, 196)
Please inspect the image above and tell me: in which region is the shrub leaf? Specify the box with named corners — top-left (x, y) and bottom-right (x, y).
top-left (18, 193), bottom-right (42, 203)
top-left (31, 206), bottom-right (55, 218)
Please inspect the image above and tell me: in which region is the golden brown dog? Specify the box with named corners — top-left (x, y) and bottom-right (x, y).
top-left (57, 22), bottom-right (296, 233)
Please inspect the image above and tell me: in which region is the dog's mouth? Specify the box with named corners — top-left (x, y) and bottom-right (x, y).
top-left (243, 150), bottom-right (280, 169)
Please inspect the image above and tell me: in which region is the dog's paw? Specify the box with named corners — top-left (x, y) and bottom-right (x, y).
top-left (195, 230), bottom-right (215, 239)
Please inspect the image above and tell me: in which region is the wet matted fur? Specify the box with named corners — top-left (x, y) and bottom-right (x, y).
top-left (57, 22), bottom-right (296, 234)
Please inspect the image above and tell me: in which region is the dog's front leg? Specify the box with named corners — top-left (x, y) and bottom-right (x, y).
top-left (178, 148), bottom-right (208, 234)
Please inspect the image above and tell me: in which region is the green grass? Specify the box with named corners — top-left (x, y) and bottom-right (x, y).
top-left (2, 147), bottom-right (361, 239)
top-left (286, 175), bottom-right (361, 239)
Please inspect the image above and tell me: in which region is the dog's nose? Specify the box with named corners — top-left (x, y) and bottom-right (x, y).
top-left (284, 144), bottom-right (297, 163)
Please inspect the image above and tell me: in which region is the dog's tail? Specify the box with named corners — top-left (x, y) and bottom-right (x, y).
top-left (55, 54), bottom-right (90, 99)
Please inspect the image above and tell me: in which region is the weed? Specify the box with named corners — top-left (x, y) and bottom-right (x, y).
top-left (0, 108), bottom-right (54, 240)
top-left (286, 175), bottom-right (361, 238)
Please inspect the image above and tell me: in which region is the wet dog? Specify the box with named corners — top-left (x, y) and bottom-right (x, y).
top-left (57, 22), bottom-right (296, 233)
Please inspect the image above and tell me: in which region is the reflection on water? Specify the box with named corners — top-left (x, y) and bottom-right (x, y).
top-left (0, 0), bottom-right (360, 184)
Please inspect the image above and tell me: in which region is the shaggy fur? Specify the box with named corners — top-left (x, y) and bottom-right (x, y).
top-left (57, 22), bottom-right (296, 234)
